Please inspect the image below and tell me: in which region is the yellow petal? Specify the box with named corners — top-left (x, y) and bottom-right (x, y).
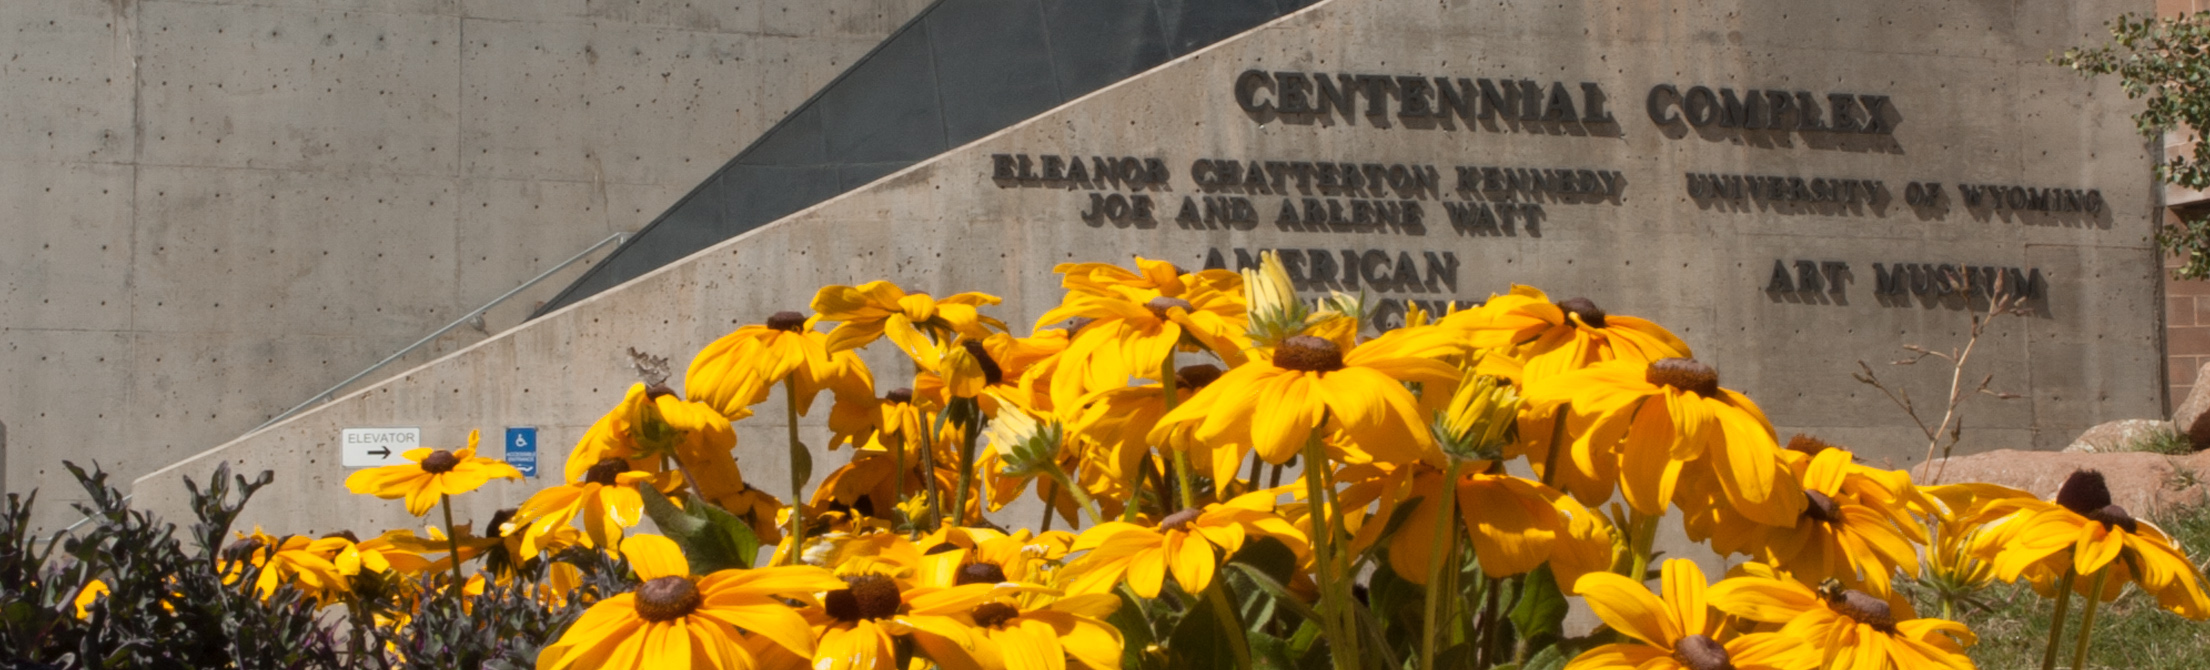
top-left (621, 535), bottom-right (689, 580)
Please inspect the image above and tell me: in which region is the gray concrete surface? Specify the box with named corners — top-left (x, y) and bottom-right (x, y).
top-left (0, 0), bottom-right (934, 531)
top-left (129, 0), bottom-right (2166, 538)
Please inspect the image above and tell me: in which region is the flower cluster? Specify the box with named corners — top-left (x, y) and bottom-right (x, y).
top-left (172, 254), bottom-right (2208, 669)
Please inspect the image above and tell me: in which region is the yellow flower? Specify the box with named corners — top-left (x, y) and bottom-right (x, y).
top-left (236, 530), bottom-right (351, 602)
top-left (1524, 358), bottom-right (1805, 527)
top-left (811, 281), bottom-right (1005, 360)
top-left (1442, 286), bottom-right (1690, 383)
top-left (1062, 491), bottom-right (1308, 598)
top-left (1711, 574), bottom-right (1975, 670)
top-left (917, 527), bottom-right (1077, 591)
top-left (536, 534), bottom-right (844, 670)
top-left (1068, 364), bottom-right (1234, 495)
top-left (74, 579), bottom-right (108, 620)
top-left (1684, 444), bottom-right (1926, 593)
top-left (1969, 469), bottom-right (2210, 619)
top-left (568, 384), bottom-right (760, 518)
top-left (1152, 326), bottom-right (1462, 466)
top-left (1567, 560), bottom-right (1813, 670)
top-left (804, 571), bottom-right (996, 670)
top-left (1037, 258), bottom-right (1250, 406)
top-left (685, 311), bottom-right (876, 433)
top-left (906, 587), bottom-right (1126, 670)
top-left (1340, 464), bottom-right (1607, 585)
top-left (343, 430), bottom-right (523, 516)
top-left (511, 458), bottom-right (665, 557)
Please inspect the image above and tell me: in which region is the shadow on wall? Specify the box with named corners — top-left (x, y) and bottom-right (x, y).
top-left (537, 0), bottom-right (1320, 316)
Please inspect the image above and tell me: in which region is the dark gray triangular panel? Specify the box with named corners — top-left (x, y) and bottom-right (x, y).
top-left (536, 0), bottom-right (1315, 315)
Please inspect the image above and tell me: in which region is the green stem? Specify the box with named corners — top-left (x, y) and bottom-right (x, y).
top-left (1161, 355), bottom-right (1196, 511)
top-left (949, 398), bottom-right (983, 527)
top-left (782, 378), bottom-right (809, 565)
top-left (1203, 574), bottom-right (1255, 669)
top-left (889, 433), bottom-right (908, 529)
top-left (1300, 432), bottom-right (1356, 670)
top-left (440, 494), bottom-right (464, 599)
top-left (2041, 567), bottom-right (2079, 670)
top-left (922, 408), bottom-right (948, 528)
top-left (2071, 566), bottom-right (2112, 670)
top-left (1419, 461), bottom-right (1465, 670)
top-left (1044, 466), bottom-right (1104, 526)
top-left (1476, 575), bottom-right (1504, 669)
top-left (1623, 509), bottom-right (1660, 581)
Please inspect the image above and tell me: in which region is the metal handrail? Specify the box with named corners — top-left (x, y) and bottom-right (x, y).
top-left (50, 231), bottom-right (626, 539)
top-left (246, 231), bottom-right (628, 435)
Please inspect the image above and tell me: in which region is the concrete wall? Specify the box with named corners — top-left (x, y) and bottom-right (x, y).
top-left (1, 0), bottom-right (933, 531)
top-left (132, 0), bottom-right (2164, 536)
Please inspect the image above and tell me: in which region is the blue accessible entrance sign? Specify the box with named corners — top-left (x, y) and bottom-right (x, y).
top-left (505, 427), bottom-right (538, 478)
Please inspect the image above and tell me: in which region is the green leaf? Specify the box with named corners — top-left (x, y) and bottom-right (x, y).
top-left (637, 485), bottom-right (761, 573)
top-left (1226, 563), bottom-right (1325, 625)
top-left (1108, 585), bottom-right (1161, 670)
top-left (1167, 578), bottom-right (1252, 669)
top-left (1228, 535), bottom-right (1300, 583)
top-left (1508, 565), bottom-right (1569, 645)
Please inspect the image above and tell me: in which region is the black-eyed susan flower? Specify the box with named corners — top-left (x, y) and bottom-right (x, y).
top-left (1970, 469), bottom-right (2210, 619)
top-left (1711, 572), bottom-right (1974, 670)
top-left (1061, 491), bottom-right (1308, 597)
top-left (684, 311), bottom-right (876, 434)
top-left (914, 527), bottom-right (1073, 589)
top-left (1567, 560), bottom-right (1813, 670)
top-left (1036, 260), bottom-right (1249, 406)
top-left (510, 457), bottom-right (667, 557)
top-left (811, 281), bottom-right (1005, 360)
top-left (536, 534), bottom-right (844, 670)
top-left (805, 571), bottom-right (995, 670)
top-left (566, 383), bottom-right (767, 521)
top-left (1524, 358), bottom-right (1805, 527)
top-left (1151, 326), bottom-right (1462, 466)
top-left (344, 430), bottom-right (523, 516)
top-left (906, 586), bottom-right (1126, 670)
top-left (1442, 286), bottom-right (1691, 383)
top-left (73, 579), bottom-right (107, 620)
top-left (1684, 443), bottom-right (1926, 593)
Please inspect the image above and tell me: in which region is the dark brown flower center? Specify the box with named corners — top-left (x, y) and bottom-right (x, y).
top-left (222, 538), bottom-right (265, 563)
top-left (1786, 434), bottom-right (1838, 456)
top-left (1175, 364), bottom-right (1224, 390)
top-left (1275, 336), bottom-right (1345, 372)
top-left (487, 508), bottom-right (518, 538)
top-left (823, 574), bottom-right (902, 622)
top-left (1820, 584), bottom-right (1898, 634)
top-left (1645, 358), bottom-right (1720, 397)
top-left (1160, 508), bottom-right (1204, 532)
top-left (1803, 490), bottom-right (1843, 524)
top-left (886, 387), bottom-right (914, 404)
top-left (644, 384), bottom-right (678, 399)
top-left (321, 530), bottom-right (360, 543)
top-left (955, 562), bottom-right (1008, 586)
top-left (634, 576), bottom-right (703, 622)
top-left (419, 450), bottom-right (460, 474)
top-left (960, 340), bottom-right (1004, 385)
top-left (766, 310), bottom-right (808, 332)
top-left (923, 542), bottom-right (964, 555)
top-left (584, 457), bottom-right (631, 486)
top-left (2084, 503), bottom-right (2140, 534)
top-left (1671, 634), bottom-right (1734, 670)
top-left (1557, 297), bottom-right (1608, 329)
top-left (2056, 469), bottom-right (2113, 516)
top-left (971, 601), bottom-right (1021, 629)
top-left (1145, 296), bottom-right (1195, 320)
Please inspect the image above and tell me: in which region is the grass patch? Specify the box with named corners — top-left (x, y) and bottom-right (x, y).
top-left (2128, 427), bottom-right (2198, 456)
top-left (1931, 503), bottom-right (2210, 669)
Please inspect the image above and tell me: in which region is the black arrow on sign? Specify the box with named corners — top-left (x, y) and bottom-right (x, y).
top-left (368, 447), bottom-right (392, 458)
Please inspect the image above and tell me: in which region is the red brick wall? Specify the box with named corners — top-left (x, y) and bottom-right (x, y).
top-left (2169, 254), bottom-right (2209, 407)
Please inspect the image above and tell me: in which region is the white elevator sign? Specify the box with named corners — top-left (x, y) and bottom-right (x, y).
top-left (342, 428), bottom-right (420, 468)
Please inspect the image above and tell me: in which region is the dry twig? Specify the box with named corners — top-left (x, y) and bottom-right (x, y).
top-left (1851, 270), bottom-right (2031, 484)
